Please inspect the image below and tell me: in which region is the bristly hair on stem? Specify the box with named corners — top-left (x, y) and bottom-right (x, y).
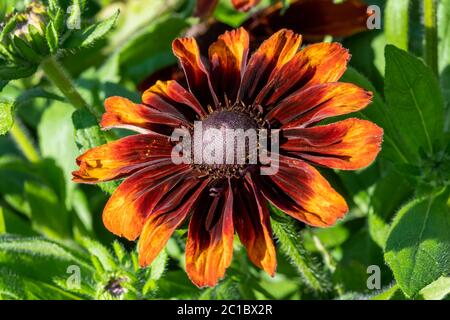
top-left (270, 205), bottom-right (333, 295)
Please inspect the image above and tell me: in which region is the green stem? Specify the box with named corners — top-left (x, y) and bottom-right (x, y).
top-left (424, 0), bottom-right (439, 76)
top-left (40, 56), bottom-right (101, 119)
top-left (9, 120), bottom-right (40, 163)
top-left (270, 215), bottom-right (331, 293)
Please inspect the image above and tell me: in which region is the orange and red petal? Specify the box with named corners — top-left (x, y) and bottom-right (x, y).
top-left (101, 96), bottom-right (188, 134)
top-left (209, 27), bottom-right (250, 103)
top-left (232, 0), bottom-right (261, 12)
top-left (282, 118), bottom-right (383, 170)
top-left (103, 161), bottom-right (192, 240)
top-left (256, 42), bottom-right (350, 106)
top-left (239, 29), bottom-right (302, 104)
top-left (186, 180), bottom-right (235, 288)
top-left (257, 156), bottom-right (348, 227)
top-left (172, 38), bottom-right (218, 108)
top-left (300, 42), bottom-right (350, 87)
top-left (142, 80), bottom-right (206, 120)
top-left (72, 134), bottom-right (173, 183)
top-left (266, 82), bottom-right (372, 128)
top-left (138, 177), bottom-right (210, 267)
top-left (234, 176), bottom-right (276, 276)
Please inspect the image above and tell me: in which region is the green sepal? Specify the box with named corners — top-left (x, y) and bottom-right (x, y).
top-left (12, 36), bottom-right (41, 63)
top-left (28, 24), bottom-right (48, 55)
top-left (45, 22), bottom-right (59, 54)
top-left (53, 8), bottom-right (65, 34)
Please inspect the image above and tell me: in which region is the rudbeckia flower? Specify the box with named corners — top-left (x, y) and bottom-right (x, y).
top-left (73, 28), bottom-right (383, 288)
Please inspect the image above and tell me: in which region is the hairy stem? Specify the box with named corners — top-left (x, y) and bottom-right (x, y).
top-left (41, 56), bottom-right (101, 119)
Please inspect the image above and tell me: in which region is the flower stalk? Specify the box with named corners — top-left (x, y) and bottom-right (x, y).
top-left (424, 0), bottom-right (438, 76)
top-left (40, 56), bottom-right (101, 119)
top-left (9, 119), bottom-right (40, 163)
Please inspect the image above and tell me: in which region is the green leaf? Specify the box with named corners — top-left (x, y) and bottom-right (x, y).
top-left (45, 21), bottom-right (59, 54)
top-left (368, 168), bottom-right (413, 247)
top-left (12, 36), bottom-right (41, 63)
top-left (79, 237), bottom-right (116, 271)
top-left (0, 80), bottom-right (8, 92)
top-left (38, 101), bottom-right (79, 205)
top-left (438, 0), bottom-right (450, 105)
top-left (419, 276), bottom-right (450, 300)
top-left (0, 42), bottom-right (15, 61)
top-left (270, 207), bottom-right (331, 293)
top-left (370, 284), bottom-right (400, 300)
top-left (71, 188), bottom-right (93, 234)
top-left (47, 0), bottom-right (59, 13)
top-left (0, 100), bottom-right (14, 135)
top-left (384, 188), bottom-right (450, 297)
top-left (199, 277), bottom-right (241, 300)
top-left (0, 268), bottom-right (82, 300)
top-left (65, 10), bottom-right (119, 49)
top-left (0, 206), bottom-right (37, 237)
top-left (334, 227), bottom-right (392, 294)
top-left (342, 67), bottom-right (408, 163)
top-left (214, 0), bottom-right (249, 27)
top-left (157, 270), bottom-right (200, 299)
top-left (0, 64), bottom-right (37, 81)
top-left (25, 181), bottom-right (71, 239)
top-left (53, 8), bottom-right (65, 34)
top-left (150, 249), bottom-right (168, 281)
top-left (0, 235), bottom-right (94, 294)
top-left (385, 45), bottom-right (445, 163)
top-left (0, 158), bottom-right (35, 215)
top-left (302, 224), bottom-right (349, 253)
top-left (119, 15), bottom-right (191, 82)
top-left (385, 0), bottom-right (410, 51)
top-left (343, 31), bottom-right (386, 92)
top-left (0, 207), bottom-right (5, 234)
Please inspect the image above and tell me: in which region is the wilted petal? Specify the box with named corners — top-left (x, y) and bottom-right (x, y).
top-left (209, 27), bottom-right (250, 103)
top-left (282, 118), bottom-right (383, 170)
top-left (186, 180), bottom-right (234, 287)
top-left (72, 134), bottom-right (173, 183)
top-left (239, 29), bottom-right (301, 104)
top-left (266, 82), bottom-right (372, 128)
top-left (233, 176), bottom-right (276, 276)
top-left (256, 156), bottom-right (348, 227)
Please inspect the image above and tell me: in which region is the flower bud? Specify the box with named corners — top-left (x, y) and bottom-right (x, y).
top-left (0, 1), bottom-right (48, 63)
top-left (13, 1), bottom-right (47, 41)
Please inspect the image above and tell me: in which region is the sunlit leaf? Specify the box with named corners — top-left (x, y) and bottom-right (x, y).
top-left (385, 188), bottom-right (450, 297)
top-left (385, 45), bottom-right (445, 163)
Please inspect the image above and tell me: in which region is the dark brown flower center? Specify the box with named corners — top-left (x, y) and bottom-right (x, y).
top-left (195, 109), bottom-right (261, 179)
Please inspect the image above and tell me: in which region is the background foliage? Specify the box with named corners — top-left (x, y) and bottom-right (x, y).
top-left (0, 0), bottom-right (449, 300)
